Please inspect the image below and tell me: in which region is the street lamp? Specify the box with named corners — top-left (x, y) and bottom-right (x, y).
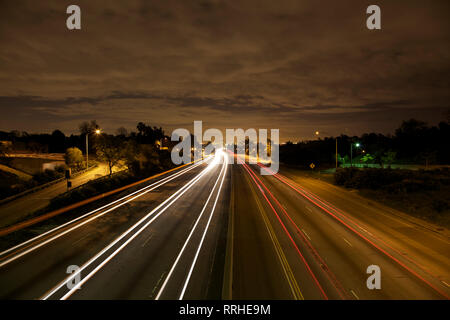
top-left (351, 142), bottom-right (361, 167)
top-left (86, 128), bottom-right (101, 169)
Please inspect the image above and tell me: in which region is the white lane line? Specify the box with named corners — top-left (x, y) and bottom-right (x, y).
top-left (0, 161), bottom-right (206, 268)
top-left (141, 234), bottom-right (154, 248)
top-left (305, 206), bottom-right (312, 213)
top-left (155, 154), bottom-right (227, 300)
top-left (72, 233), bottom-right (91, 246)
top-left (343, 238), bottom-right (353, 247)
top-left (350, 289), bottom-right (360, 300)
top-left (442, 281), bottom-right (449, 288)
top-left (55, 159), bottom-right (217, 300)
top-left (178, 154), bottom-right (228, 300)
top-left (358, 226), bottom-right (373, 236)
top-left (302, 229), bottom-right (311, 241)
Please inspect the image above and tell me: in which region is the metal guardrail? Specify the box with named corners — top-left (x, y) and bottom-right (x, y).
top-left (0, 165), bottom-right (99, 206)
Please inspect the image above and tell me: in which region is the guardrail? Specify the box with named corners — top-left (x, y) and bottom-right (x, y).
top-left (0, 164), bottom-right (99, 206)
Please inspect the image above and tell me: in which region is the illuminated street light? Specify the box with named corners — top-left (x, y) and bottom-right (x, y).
top-left (86, 128), bottom-right (101, 169)
top-left (351, 142), bottom-right (362, 167)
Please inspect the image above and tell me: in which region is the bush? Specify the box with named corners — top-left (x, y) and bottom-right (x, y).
top-left (65, 147), bottom-right (84, 169)
top-left (334, 168), bottom-right (448, 193)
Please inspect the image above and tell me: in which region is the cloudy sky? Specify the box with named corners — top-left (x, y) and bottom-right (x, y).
top-left (0, 0), bottom-right (449, 141)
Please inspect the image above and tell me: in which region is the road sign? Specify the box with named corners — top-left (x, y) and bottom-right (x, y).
top-left (310, 163), bottom-right (315, 169)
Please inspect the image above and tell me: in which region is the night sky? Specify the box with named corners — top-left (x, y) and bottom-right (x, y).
top-left (0, 0), bottom-right (449, 141)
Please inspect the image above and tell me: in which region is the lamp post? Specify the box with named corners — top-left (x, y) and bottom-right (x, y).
top-left (351, 142), bottom-right (361, 167)
top-left (86, 129), bottom-right (101, 169)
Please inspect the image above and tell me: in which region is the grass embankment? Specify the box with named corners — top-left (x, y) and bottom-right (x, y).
top-left (335, 168), bottom-right (450, 228)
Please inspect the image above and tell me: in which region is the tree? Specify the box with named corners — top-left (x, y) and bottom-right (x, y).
top-left (116, 127), bottom-right (128, 137)
top-left (79, 120), bottom-right (100, 135)
top-left (0, 142), bottom-right (11, 158)
top-left (50, 130), bottom-right (66, 153)
top-left (96, 135), bottom-right (124, 176)
top-left (64, 147), bottom-right (84, 169)
top-left (360, 153), bottom-right (375, 164)
top-left (337, 154), bottom-right (349, 166)
top-left (136, 122), bottom-right (164, 144)
top-left (382, 151), bottom-right (396, 168)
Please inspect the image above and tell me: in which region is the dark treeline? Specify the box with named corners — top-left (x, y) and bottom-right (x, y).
top-left (281, 119), bottom-right (450, 168)
top-left (0, 121), bottom-right (166, 155)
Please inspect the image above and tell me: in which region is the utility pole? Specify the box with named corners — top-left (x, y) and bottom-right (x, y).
top-left (350, 143), bottom-right (353, 167)
top-left (336, 138), bottom-right (338, 170)
top-left (86, 133), bottom-right (89, 169)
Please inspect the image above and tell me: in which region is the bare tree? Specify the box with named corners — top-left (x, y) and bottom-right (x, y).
top-left (79, 120), bottom-right (100, 135)
top-left (96, 135), bottom-right (124, 176)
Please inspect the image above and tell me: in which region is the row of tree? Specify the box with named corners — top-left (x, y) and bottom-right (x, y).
top-left (281, 119), bottom-right (450, 168)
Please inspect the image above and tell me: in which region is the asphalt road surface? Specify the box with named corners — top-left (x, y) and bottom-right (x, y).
top-left (0, 151), bottom-right (448, 300)
top-left (0, 154), bottom-right (230, 299)
top-left (228, 158), bottom-right (449, 299)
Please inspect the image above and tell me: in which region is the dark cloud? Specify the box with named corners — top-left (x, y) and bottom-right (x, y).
top-left (0, 0), bottom-right (449, 141)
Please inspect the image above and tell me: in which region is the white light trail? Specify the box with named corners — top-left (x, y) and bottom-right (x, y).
top-left (155, 151), bottom-right (226, 299)
top-left (43, 157), bottom-right (217, 300)
top-left (178, 152), bottom-right (228, 299)
top-left (0, 160), bottom-right (207, 267)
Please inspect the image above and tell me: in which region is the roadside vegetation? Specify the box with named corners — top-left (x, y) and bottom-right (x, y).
top-left (334, 167), bottom-right (450, 227)
top-left (280, 118), bottom-right (450, 169)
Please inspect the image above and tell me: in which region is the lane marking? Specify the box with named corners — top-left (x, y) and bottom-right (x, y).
top-left (141, 234), bottom-right (154, 248)
top-left (72, 233), bottom-right (91, 246)
top-left (343, 238), bottom-right (353, 247)
top-left (302, 229), bottom-right (311, 241)
top-left (350, 289), bottom-right (359, 300)
top-left (241, 161), bottom-right (328, 299)
top-left (244, 166), bottom-right (304, 300)
top-left (244, 162), bottom-right (348, 300)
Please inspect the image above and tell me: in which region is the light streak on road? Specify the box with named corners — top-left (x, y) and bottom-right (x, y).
top-left (257, 163), bottom-right (450, 300)
top-left (155, 149), bottom-right (228, 300)
top-left (44, 155), bottom-right (219, 300)
top-left (237, 158), bottom-right (328, 299)
top-left (178, 149), bottom-right (228, 300)
top-left (242, 161), bottom-right (349, 299)
top-left (0, 160), bottom-right (207, 267)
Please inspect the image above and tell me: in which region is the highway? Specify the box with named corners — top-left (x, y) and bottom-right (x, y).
top-left (0, 150), bottom-right (448, 300)
top-left (0, 152), bottom-right (230, 299)
top-left (227, 157), bottom-right (449, 299)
